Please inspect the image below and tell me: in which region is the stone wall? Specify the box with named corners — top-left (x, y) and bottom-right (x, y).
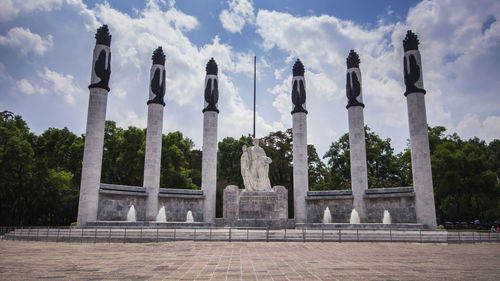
top-left (158, 188), bottom-right (204, 222)
top-left (363, 188), bottom-right (416, 223)
top-left (96, 184), bottom-right (204, 222)
top-left (223, 185), bottom-right (288, 228)
top-left (97, 184), bottom-right (147, 221)
top-left (306, 190), bottom-right (354, 223)
top-left (306, 188), bottom-right (416, 224)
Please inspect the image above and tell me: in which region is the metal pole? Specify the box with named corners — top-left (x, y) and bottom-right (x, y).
top-left (156, 228), bottom-right (159, 243)
top-left (253, 55), bottom-right (256, 137)
top-left (94, 228), bottom-right (97, 243)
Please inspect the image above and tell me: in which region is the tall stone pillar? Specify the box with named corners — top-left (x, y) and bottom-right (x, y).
top-left (144, 47), bottom-right (166, 221)
top-left (202, 58), bottom-right (219, 223)
top-left (77, 25), bottom-right (112, 226)
top-left (346, 50), bottom-right (368, 222)
top-left (291, 59), bottom-right (308, 223)
top-left (403, 30), bottom-right (437, 230)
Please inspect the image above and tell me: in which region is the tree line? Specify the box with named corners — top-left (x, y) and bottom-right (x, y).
top-left (1, 111), bottom-right (498, 226)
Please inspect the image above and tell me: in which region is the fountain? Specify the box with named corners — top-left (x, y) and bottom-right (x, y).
top-left (322, 207), bottom-right (332, 224)
top-left (350, 209), bottom-right (360, 224)
top-left (156, 206), bottom-right (166, 222)
top-left (382, 210), bottom-right (391, 224)
top-left (186, 210), bottom-right (194, 223)
top-left (126, 205), bottom-right (136, 222)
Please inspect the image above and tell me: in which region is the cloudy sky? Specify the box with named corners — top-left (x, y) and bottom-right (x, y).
top-left (1, 0), bottom-right (499, 158)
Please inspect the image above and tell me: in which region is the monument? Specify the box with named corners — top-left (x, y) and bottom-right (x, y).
top-left (74, 25), bottom-right (435, 230)
top-left (403, 30), bottom-right (437, 229)
top-left (241, 138), bottom-right (272, 192)
top-left (201, 58), bottom-right (219, 223)
top-left (291, 59), bottom-right (309, 224)
top-left (223, 138), bottom-right (288, 228)
top-left (346, 50), bottom-right (368, 222)
top-left (77, 25), bottom-right (112, 227)
top-left (144, 46), bottom-right (166, 221)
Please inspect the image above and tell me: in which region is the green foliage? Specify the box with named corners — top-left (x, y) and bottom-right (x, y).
top-left (431, 135), bottom-right (499, 221)
top-left (322, 126), bottom-right (405, 189)
top-left (0, 112), bottom-right (81, 226)
top-left (1, 110), bottom-right (498, 225)
top-left (160, 131), bottom-right (199, 189)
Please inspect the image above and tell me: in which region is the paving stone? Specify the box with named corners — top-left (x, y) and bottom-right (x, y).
top-left (0, 241), bottom-right (499, 280)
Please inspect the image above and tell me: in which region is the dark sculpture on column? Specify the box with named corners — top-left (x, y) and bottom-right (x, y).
top-left (291, 59), bottom-right (307, 114)
top-left (346, 50), bottom-right (364, 108)
top-left (203, 57), bottom-right (219, 113)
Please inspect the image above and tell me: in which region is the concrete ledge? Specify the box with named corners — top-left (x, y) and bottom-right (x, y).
top-left (296, 223), bottom-right (425, 230)
top-left (306, 190), bottom-right (353, 200)
top-left (306, 195), bottom-right (353, 200)
top-left (99, 189), bottom-right (149, 197)
top-left (100, 183), bottom-right (146, 192)
top-left (159, 188), bottom-right (203, 195)
top-left (99, 184), bottom-right (147, 197)
top-left (86, 221), bottom-right (213, 228)
top-left (158, 188), bottom-right (204, 199)
top-left (307, 190), bottom-right (352, 196)
top-left (158, 193), bottom-right (205, 199)
top-left (364, 192), bottom-right (415, 199)
top-left (365, 187), bottom-right (414, 194)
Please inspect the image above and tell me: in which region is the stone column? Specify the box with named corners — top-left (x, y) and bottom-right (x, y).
top-left (77, 25), bottom-right (112, 226)
top-left (403, 30), bottom-right (437, 230)
top-left (202, 58), bottom-right (219, 223)
top-left (291, 59), bottom-right (308, 223)
top-left (144, 47), bottom-right (166, 221)
top-left (346, 50), bottom-right (368, 222)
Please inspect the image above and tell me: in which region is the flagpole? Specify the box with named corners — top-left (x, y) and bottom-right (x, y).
top-left (253, 55), bottom-right (256, 138)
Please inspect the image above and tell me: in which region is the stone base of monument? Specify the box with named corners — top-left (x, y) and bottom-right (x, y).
top-left (86, 221), bottom-right (213, 228)
top-left (223, 185), bottom-right (289, 229)
top-left (295, 223), bottom-right (425, 230)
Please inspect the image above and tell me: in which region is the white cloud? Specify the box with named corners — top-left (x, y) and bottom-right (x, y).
top-left (16, 79), bottom-right (35, 95)
top-left (0, 27), bottom-right (53, 55)
top-left (255, 0), bottom-right (500, 154)
top-left (219, 0), bottom-right (255, 33)
top-left (0, 0), bottom-right (63, 21)
top-left (38, 67), bottom-right (83, 104)
top-left (480, 116), bottom-right (500, 142)
top-left (16, 79), bottom-right (47, 95)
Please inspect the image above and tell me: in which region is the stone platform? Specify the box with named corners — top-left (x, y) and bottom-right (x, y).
top-left (223, 185), bottom-right (288, 229)
top-left (296, 223), bottom-right (425, 230)
top-left (86, 221), bottom-right (213, 228)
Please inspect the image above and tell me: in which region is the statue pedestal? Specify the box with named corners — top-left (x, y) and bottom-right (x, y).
top-left (223, 185), bottom-right (288, 228)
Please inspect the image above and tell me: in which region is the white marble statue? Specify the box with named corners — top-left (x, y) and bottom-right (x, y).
top-left (241, 138), bottom-right (273, 192)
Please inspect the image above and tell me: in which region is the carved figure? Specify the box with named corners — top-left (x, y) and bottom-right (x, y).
top-left (404, 54), bottom-right (421, 93)
top-left (203, 78), bottom-right (219, 112)
top-left (291, 80), bottom-right (307, 114)
top-left (241, 138), bottom-right (272, 192)
top-left (346, 71), bottom-right (362, 107)
top-left (89, 50), bottom-right (111, 91)
top-left (148, 68), bottom-right (166, 105)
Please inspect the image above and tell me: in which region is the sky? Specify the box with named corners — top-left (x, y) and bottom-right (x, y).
top-left (1, 0), bottom-right (499, 158)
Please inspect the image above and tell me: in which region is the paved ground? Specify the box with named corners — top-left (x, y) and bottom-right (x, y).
top-left (0, 240), bottom-right (499, 280)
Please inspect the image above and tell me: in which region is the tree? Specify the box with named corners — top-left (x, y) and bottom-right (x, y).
top-left (160, 131), bottom-right (198, 189)
top-left (432, 136), bottom-right (499, 222)
top-left (322, 126), bottom-right (403, 189)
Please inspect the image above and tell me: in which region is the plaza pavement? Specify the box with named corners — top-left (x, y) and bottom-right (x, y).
top-left (0, 240), bottom-right (499, 280)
